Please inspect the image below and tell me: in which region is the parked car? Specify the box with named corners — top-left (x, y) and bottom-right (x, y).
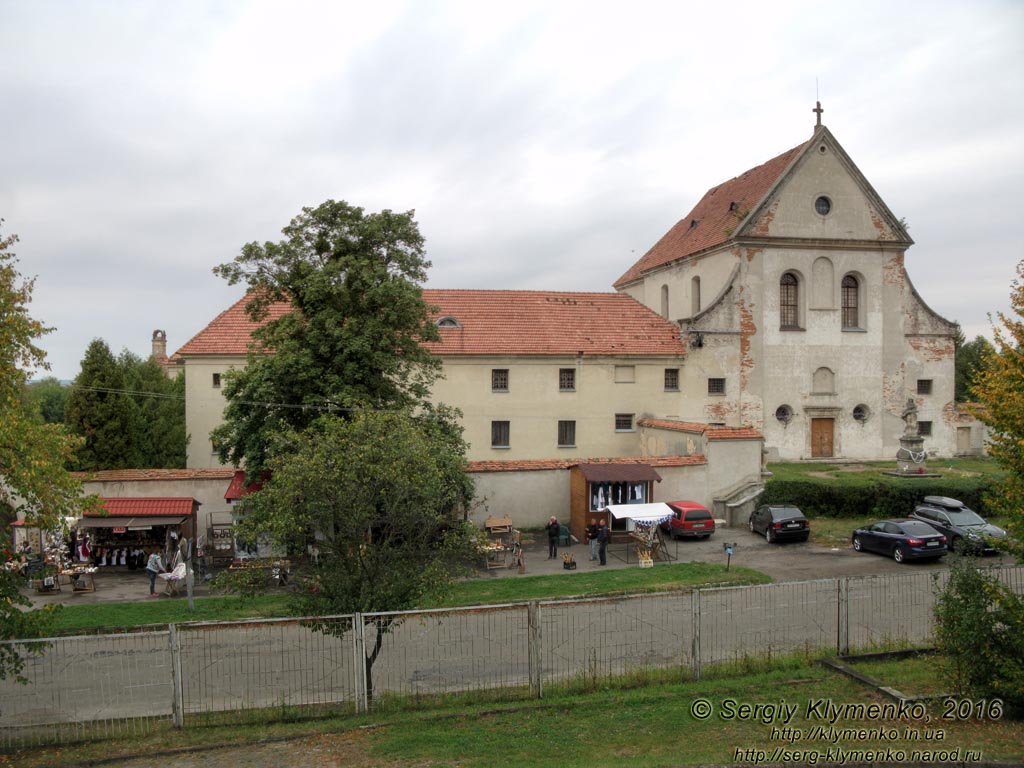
top-left (851, 519), bottom-right (947, 563)
top-left (660, 500), bottom-right (715, 540)
top-left (748, 505), bottom-right (809, 543)
top-left (909, 496), bottom-right (1006, 555)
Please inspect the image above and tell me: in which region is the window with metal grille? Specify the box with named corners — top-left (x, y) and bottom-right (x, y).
top-left (917, 379), bottom-right (932, 395)
top-left (614, 413), bottom-right (634, 432)
top-left (491, 369), bottom-right (509, 392)
top-left (212, 373), bottom-right (221, 388)
top-left (559, 368), bottom-right (575, 391)
top-left (842, 275), bottom-right (859, 329)
top-left (708, 378), bottom-right (726, 395)
top-left (918, 420), bottom-right (932, 436)
top-left (780, 272), bottom-right (799, 328)
top-left (491, 420), bottom-right (510, 448)
top-left (664, 368), bottom-right (679, 391)
top-left (557, 420), bottom-right (576, 447)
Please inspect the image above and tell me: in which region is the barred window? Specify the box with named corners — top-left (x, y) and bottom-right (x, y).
top-left (842, 275), bottom-right (859, 329)
top-left (491, 369), bottom-right (509, 392)
top-left (917, 379), bottom-right (932, 395)
top-left (491, 420), bottom-right (510, 448)
top-left (664, 368), bottom-right (680, 391)
top-left (558, 420), bottom-right (576, 447)
top-left (212, 373), bottom-right (221, 388)
top-left (559, 368), bottom-right (575, 391)
top-left (708, 378), bottom-right (726, 395)
top-left (614, 413), bottom-right (634, 432)
top-left (780, 272), bottom-right (799, 329)
top-left (918, 420), bottom-right (933, 436)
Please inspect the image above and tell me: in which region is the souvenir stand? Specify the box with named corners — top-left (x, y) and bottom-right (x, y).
top-left (568, 462), bottom-right (663, 544)
top-left (74, 498), bottom-right (200, 583)
top-left (605, 503), bottom-right (677, 565)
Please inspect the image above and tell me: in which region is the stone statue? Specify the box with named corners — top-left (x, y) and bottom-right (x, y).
top-left (901, 398), bottom-right (919, 436)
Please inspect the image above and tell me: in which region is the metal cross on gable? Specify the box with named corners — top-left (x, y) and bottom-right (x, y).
top-left (813, 100), bottom-right (824, 127)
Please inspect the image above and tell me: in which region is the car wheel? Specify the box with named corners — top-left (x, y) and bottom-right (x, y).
top-left (893, 546), bottom-right (905, 563)
top-left (853, 537), bottom-right (863, 552)
top-left (765, 527), bottom-right (774, 543)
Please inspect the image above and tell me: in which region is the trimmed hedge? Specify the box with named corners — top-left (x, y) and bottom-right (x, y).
top-left (759, 475), bottom-right (995, 519)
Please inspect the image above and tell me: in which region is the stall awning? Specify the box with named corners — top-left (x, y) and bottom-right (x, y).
top-left (576, 463), bottom-right (662, 483)
top-left (77, 515), bottom-right (187, 529)
top-left (606, 503), bottom-right (673, 523)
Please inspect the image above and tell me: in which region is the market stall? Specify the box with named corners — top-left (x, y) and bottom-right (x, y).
top-left (568, 463), bottom-right (662, 544)
top-left (606, 503), bottom-right (676, 565)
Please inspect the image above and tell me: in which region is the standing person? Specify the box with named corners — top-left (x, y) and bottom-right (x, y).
top-left (545, 516), bottom-right (560, 559)
top-left (586, 518), bottom-right (600, 561)
top-left (145, 550), bottom-right (165, 597)
top-left (598, 518), bottom-right (609, 566)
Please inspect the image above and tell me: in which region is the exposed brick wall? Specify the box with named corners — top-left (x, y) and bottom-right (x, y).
top-left (908, 336), bottom-right (954, 362)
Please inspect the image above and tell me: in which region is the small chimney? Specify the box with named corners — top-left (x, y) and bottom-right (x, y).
top-left (151, 329), bottom-right (167, 359)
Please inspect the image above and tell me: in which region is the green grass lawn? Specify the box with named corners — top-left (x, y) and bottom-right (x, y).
top-left (848, 652), bottom-right (953, 696)
top-left (7, 656), bottom-right (1023, 767)
top-left (48, 562), bottom-right (771, 634)
top-left (766, 456), bottom-right (1004, 484)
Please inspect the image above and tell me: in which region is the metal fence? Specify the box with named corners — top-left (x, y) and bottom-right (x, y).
top-left (2, 565), bottom-right (1022, 749)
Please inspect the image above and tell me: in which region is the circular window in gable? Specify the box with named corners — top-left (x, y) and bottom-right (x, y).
top-left (775, 404), bottom-right (794, 425)
top-left (853, 404), bottom-right (870, 423)
top-left (815, 196), bottom-right (832, 216)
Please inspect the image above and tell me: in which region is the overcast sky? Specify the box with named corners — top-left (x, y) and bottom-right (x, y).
top-left (2, 1), bottom-right (1022, 381)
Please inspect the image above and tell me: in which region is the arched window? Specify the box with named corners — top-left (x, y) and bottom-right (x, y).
top-left (780, 273), bottom-right (800, 329)
top-left (841, 275), bottom-right (859, 329)
top-left (691, 276), bottom-right (701, 316)
top-left (436, 316), bottom-right (461, 328)
top-left (660, 285), bottom-right (669, 319)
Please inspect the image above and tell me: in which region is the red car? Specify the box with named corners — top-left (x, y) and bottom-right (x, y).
top-left (660, 500), bottom-right (715, 540)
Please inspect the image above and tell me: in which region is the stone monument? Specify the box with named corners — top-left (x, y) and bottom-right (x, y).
top-left (891, 398), bottom-right (935, 476)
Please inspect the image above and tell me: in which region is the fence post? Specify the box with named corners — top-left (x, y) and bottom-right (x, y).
top-left (527, 601), bottom-right (542, 699)
top-left (168, 623), bottom-right (184, 729)
top-left (691, 590), bottom-right (702, 680)
top-left (353, 613), bottom-right (368, 713)
top-left (837, 578), bottom-right (849, 656)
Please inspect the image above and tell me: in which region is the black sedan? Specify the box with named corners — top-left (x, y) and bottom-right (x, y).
top-left (851, 519), bottom-right (948, 563)
top-left (749, 505), bottom-right (810, 543)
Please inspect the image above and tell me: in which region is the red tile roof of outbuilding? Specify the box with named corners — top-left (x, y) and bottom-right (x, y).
top-left (638, 418), bottom-right (763, 440)
top-left (86, 498), bottom-right (199, 517)
top-left (614, 141), bottom-right (807, 287)
top-left (467, 454), bottom-right (706, 473)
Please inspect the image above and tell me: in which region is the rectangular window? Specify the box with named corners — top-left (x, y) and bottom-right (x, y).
top-left (212, 372), bottom-right (221, 388)
top-left (614, 413), bottom-right (634, 432)
top-left (491, 369), bottom-right (509, 392)
top-left (916, 379), bottom-right (932, 395)
top-left (491, 420), bottom-right (510, 448)
top-left (559, 368), bottom-right (576, 391)
top-left (918, 420), bottom-right (933, 436)
top-left (708, 377), bottom-right (726, 395)
top-left (557, 420), bottom-right (576, 447)
top-left (614, 365), bottom-right (635, 383)
top-left (664, 368), bottom-right (679, 391)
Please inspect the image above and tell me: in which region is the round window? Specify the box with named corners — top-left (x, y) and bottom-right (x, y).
top-left (815, 196), bottom-right (832, 216)
top-left (775, 405), bottom-right (794, 424)
top-left (853, 404), bottom-right (870, 422)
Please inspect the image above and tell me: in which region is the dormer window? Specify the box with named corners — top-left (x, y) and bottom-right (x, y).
top-left (436, 316), bottom-right (461, 328)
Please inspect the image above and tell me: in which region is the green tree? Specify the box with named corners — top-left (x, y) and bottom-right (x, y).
top-left (0, 223), bottom-right (98, 680)
top-left (971, 260), bottom-right (1024, 559)
top-left (22, 375), bottom-right (69, 423)
top-left (64, 339), bottom-right (143, 470)
top-left (119, 351), bottom-right (187, 468)
top-left (953, 323), bottom-right (994, 402)
top-left (210, 200), bottom-right (443, 475)
top-left (232, 409), bottom-right (478, 701)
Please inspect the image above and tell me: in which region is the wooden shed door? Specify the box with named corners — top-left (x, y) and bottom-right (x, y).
top-left (811, 418), bottom-right (834, 458)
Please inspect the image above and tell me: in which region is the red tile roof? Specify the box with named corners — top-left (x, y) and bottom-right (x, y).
top-left (87, 498), bottom-right (199, 517)
top-left (225, 470), bottom-right (270, 500)
top-left (467, 454), bottom-right (706, 473)
top-left (175, 290), bottom-right (686, 359)
top-left (425, 290), bottom-right (685, 356)
top-left (614, 141), bottom-right (808, 287)
top-left (74, 469), bottom-right (236, 482)
top-left (639, 418), bottom-right (763, 441)
top-left (175, 293), bottom-right (290, 357)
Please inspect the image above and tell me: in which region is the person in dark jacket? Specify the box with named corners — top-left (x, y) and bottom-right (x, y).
top-left (546, 516), bottom-right (560, 559)
top-left (598, 519), bottom-right (610, 565)
top-left (586, 518), bottom-right (600, 561)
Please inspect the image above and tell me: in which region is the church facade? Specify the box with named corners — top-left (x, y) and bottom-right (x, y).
top-left (173, 114), bottom-right (976, 528)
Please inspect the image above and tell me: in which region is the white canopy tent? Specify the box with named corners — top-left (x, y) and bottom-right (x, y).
top-left (606, 503), bottom-right (673, 528)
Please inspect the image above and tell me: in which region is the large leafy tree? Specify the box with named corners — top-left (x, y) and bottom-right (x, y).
top-left (0, 223), bottom-right (98, 680)
top-left (119, 350), bottom-right (187, 469)
top-left (953, 323), bottom-right (994, 402)
top-left (233, 409), bottom-right (479, 701)
top-left (22, 375), bottom-right (69, 423)
top-left (211, 200), bottom-right (443, 475)
top-left (971, 259), bottom-right (1024, 559)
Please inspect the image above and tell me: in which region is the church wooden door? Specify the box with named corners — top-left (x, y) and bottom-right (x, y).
top-left (811, 418), bottom-right (834, 458)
